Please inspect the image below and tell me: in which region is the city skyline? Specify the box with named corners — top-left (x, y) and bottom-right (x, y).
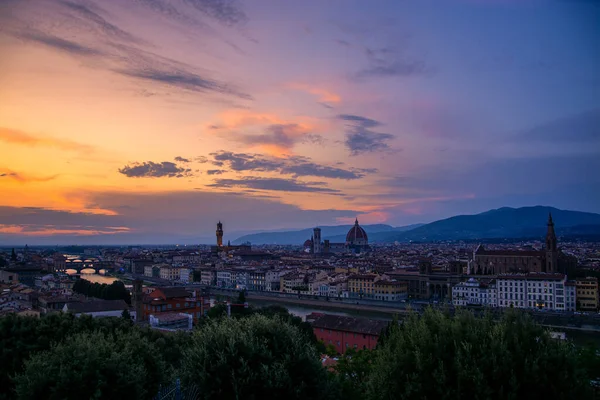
top-left (1, 0), bottom-right (599, 244)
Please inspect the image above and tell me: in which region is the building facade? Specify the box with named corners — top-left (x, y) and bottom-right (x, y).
top-left (309, 313), bottom-right (388, 354)
top-left (471, 214), bottom-right (563, 276)
top-left (576, 277), bottom-right (599, 311)
top-left (373, 280), bottom-right (408, 302)
top-left (141, 287), bottom-right (209, 322)
top-left (496, 273), bottom-right (568, 311)
top-left (452, 278), bottom-right (497, 307)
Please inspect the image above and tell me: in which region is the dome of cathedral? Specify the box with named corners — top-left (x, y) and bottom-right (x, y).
top-left (346, 218), bottom-right (368, 244)
top-left (303, 239), bottom-right (313, 248)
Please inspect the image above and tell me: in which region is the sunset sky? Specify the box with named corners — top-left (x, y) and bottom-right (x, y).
top-left (0, 0), bottom-right (599, 244)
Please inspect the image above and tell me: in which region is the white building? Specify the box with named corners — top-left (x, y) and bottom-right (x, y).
top-left (159, 265), bottom-right (180, 281)
top-left (497, 273), bottom-right (569, 311)
top-left (200, 269), bottom-right (215, 286)
top-left (179, 267), bottom-right (192, 283)
top-left (328, 282), bottom-right (346, 298)
top-left (452, 278), bottom-right (497, 307)
top-left (232, 270), bottom-right (248, 290)
top-left (216, 270), bottom-right (232, 288)
top-left (317, 283), bottom-right (330, 297)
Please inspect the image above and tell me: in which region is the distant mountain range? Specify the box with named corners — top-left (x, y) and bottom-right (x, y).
top-left (232, 206), bottom-right (600, 245)
top-left (231, 224), bottom-right (424, 245)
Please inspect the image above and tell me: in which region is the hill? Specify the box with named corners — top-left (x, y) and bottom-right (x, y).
top-left (375, 206), bottom-right (600, 243)
top-left (231, 224), bottom-right (422, 245)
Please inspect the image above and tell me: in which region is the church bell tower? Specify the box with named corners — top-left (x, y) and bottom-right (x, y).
top-left (216, 221), bottom-right (224, 247)
top-left (545, 213), bottom-right (558, 272)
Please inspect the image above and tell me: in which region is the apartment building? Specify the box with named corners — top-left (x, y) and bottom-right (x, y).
top-left (452, 278), bottom-right (497, 307)
top-left (497, 273), bottom-right (568, 311)
top-left (576, 277), bottom-right (599, 311)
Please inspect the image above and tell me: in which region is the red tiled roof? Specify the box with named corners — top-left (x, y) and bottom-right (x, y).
top-left (310, 314), bottom-right (388, 336)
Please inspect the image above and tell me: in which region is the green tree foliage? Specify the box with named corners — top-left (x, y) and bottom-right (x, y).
top-left (181, 314), bottom-right (333, 400)
top-left (366, 308), bottom-right (591, 400)
top-left (72, 279), bottom-right (131, 304)
top-left (0, 313), bottom-right (191, 399)
top-left (14, 331), bottom-right (165, 400)
top-left (255, 305), bottom-right (319, 347)
top-left (333, 348), bottom-right (374, 400)
top-left (578, 342), bottom-right (600, 384)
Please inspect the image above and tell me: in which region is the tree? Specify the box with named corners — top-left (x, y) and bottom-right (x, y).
top-left (366, 308), bottom-right (591, 400)
top-left (237, 290), bottom-right (246, 304)
top-left (14, 331), bottom-right (166, 400)
top-left (10, 248), bottom-right (17, 261)
top-left (334, 348), bottom-right (374, 400)
top-left (181, 314), bottom-right (334, 400)
top-left (0, 313), bottom-right (190, 399)
top-left (121, 309), bottom-right (132, 321)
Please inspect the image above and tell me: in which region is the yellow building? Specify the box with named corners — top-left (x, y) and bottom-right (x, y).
top-left (576, 277), bottom-right (599, 311)
top-left (348, 274), bottom-right (380, 298)
top-left (374, 280), bottom-right (408, 302)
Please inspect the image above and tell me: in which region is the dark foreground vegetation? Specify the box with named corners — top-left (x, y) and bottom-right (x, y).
top-left (72, 279), bottom-right (131, 304)
top-left (0, 306), bottom-right (598, 400)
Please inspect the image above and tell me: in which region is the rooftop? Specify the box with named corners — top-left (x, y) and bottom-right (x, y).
top-left (309, 313), bottom-right (388, 336)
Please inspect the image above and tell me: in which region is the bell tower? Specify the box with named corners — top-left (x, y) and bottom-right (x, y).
top-left (216, 221), bottom-right (223, 247)
top-left (545, 213), bottom-right (558, 272)
top-left (313, 227), bottom-right (322, 254)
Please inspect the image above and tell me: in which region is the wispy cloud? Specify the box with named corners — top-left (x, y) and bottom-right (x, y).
top-left (174, 156), bottom-right (191, 163)
top-left (15, 30), bottom-right (104, 57)
top-left (235, 123), bottom-right (315, 150)
top-left (0, 127), bottom-right (95, 152)
top-left (137, 0), bottom-right (247, 27)
top-left (208, 177), bottom-right (342, 194)
top-left (115, 67), bottom-right (252, 100)
top-left (209, 151), bottom-right (375, 179)
top-left (58, 0), bottom-right (144, 44)
top-left (356, 46), bottom-right (432, 79)
top-left (337, 114), bottom-right (395, 155)
top-left (0, 170), bottom-right (58, 183)
top-left (3, 1), bottom-right (252, 101)
top-left (118, 161), bottom-right (192, 178)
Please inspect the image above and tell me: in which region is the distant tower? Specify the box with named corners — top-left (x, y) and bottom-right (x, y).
top-left (216, 221), bottom-right (224, 247)
top-left (545, 213), bottom-right (558, 272)
top-left (313, 227), bottom-right (322, 254)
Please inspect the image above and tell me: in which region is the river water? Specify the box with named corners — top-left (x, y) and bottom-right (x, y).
top-left (65, 269), bottom-right (118, 285)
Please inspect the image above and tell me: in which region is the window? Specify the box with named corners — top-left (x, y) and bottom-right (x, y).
top-left (167, 304), bottom-right (172, 309)
top-left (176, 303), bottom-right (180, 308)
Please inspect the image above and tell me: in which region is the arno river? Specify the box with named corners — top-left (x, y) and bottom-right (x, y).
top-left (66, 269), bottom-right (118, 285)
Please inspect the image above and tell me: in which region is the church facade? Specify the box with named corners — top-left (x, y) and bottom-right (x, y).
top-left (470, 214), bottom-right (562, 275)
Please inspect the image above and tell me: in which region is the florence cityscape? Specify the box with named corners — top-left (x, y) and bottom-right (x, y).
top-left (0, 0), bottom-right (599, 399)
